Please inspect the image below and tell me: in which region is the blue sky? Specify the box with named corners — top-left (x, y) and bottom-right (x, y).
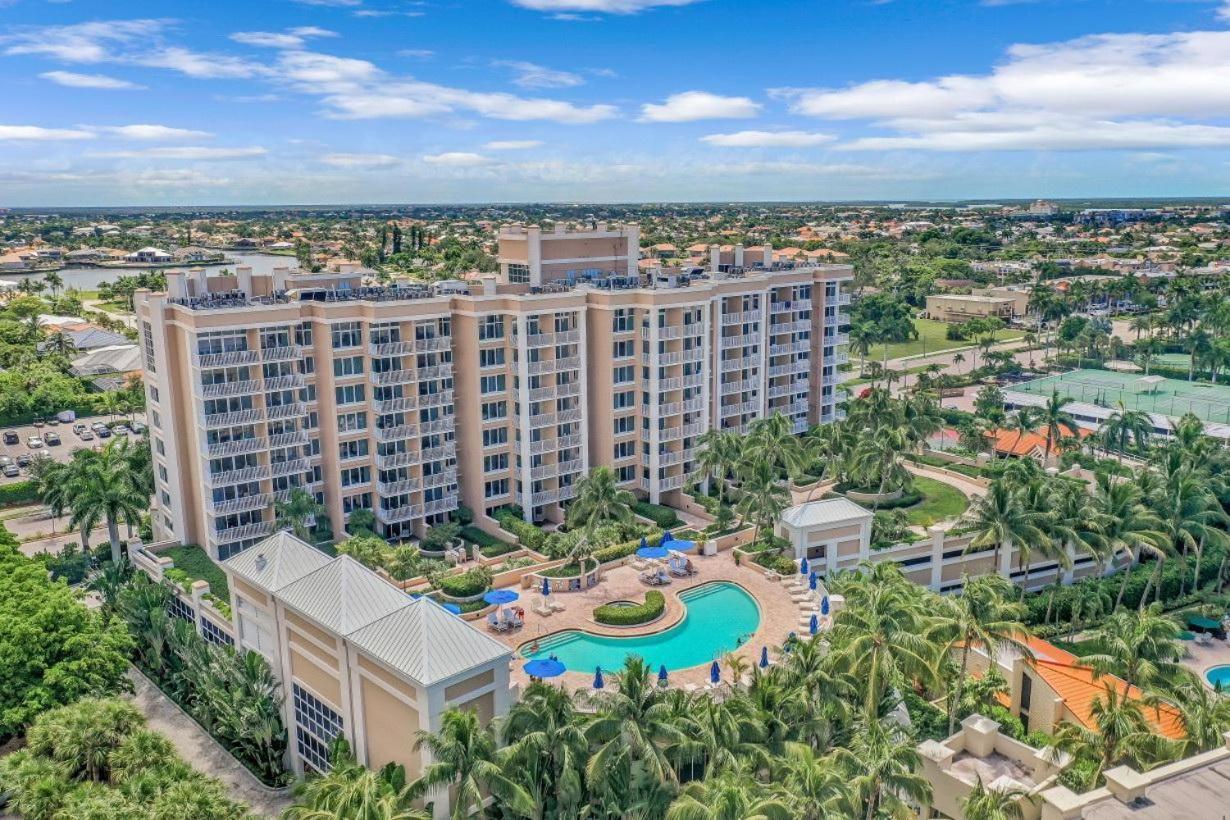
top-left (1, 0), bottom-right (1229, 205)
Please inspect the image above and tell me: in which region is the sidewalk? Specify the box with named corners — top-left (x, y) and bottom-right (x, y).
top-left (126, 669), bottom-right (295, 818)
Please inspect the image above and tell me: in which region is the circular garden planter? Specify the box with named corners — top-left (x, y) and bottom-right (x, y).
top-left (530, 558), bottom-right (601, 593)
top-left (846, 487), bottom-right (903, 504)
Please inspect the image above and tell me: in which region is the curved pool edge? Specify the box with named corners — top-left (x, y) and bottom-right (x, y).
top-left (517, 580), bottom-right (763, 673)
top-left (1204, 663), bottom-right (1230, 692)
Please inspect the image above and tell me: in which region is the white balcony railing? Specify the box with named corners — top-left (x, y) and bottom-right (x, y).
top-left (372, 369), bottom-right (415, 386)
top-left (270, 458), bottom-right (310, 477)
top-left (260, 345), bottom-right (301, 362)
top-left (197, 349), bottom-right (260, 368)
top-left (208, 493), bottom-right (271, 515)
top-left (266, 402), bottom-right (308, 420)
top-left (206, 438), bottom-right (267, 458)
top-left (213, 521), bottom-right (273, 544)
top-left (202, 379), bottom-right (262, 398)
top-left (268, 430), bottom-right (308, 449)
top-left (722, 310), bottom-right (762, 326)
top-left (203, 408), bottom-right (262, 428)
top-left (377, 505), bottom-right (424, 525)
top-left (205, 465), bottom-right (269, 487)
top-left (376, 424), bottom-right (418, 443)
top-left (377, 477), bottom-right (421, 496)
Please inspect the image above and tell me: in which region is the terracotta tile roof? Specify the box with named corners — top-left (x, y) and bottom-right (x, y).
top-left (985, 424), bottom-right (1089, 457)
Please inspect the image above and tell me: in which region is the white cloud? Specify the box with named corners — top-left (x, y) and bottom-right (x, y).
top-left (1220, 0), bottom-right (1230, 21)
top-left (93, 145), bottom-right (267, 159)
top-left (40, 70), bottom-right (143, 90)
top-left (495, 60), bottom-right (583, 89)
top-left (783, 27), bottom-right (1230, 152)
top-left (398, 49), bottom-right (434, 59)
top-left (640, 91), bottom-right (761, 122)
top-left (136, 46), bottom-right (265, 79)
top-left (509, 0), bottom-right (702, 13)
top-left (2, 19), bottom-right (163, 63)
top-left (422, 152), bottom-right (493, 167)
top-left (0, 125), bottom-right (95, 141)
top-left (700, 130), bottom-right (836, 148)
top-left (230, 27), bottom-right (337, 49)
top-left (485, 139), bottom-right (543, 150)
top-left (320, 152), bottom-right (401, 167)
top-left (97, 124), bottom-right (212, 140)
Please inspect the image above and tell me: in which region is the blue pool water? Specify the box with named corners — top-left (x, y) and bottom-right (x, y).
top-left (1207, 665), bottom-right (1230, 691)
top-left (523, 582), bottom-right (761, 673)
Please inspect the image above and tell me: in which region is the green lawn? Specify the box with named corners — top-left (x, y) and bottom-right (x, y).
top-left (865, 317), bottom-right (1024, 362)
top-left (164, 544), bottom-right (229, 600)
top-left (903, 476), bottom-right (969, 527)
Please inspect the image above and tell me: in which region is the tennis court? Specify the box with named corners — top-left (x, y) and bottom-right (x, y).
top-left (1009, 369), bottom-right (1230, 425)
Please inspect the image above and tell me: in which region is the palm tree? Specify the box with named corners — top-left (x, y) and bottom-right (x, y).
top-left (833, 719), bottom-right (931, 820)
top-left (1083, 606), bottom-right (1184, 691)
top-left (961, 776), bottom-right (1029, 820)
top-left (693, 429), bottom-right (742, 502)
top-left (566, 466), bottom-right (635, 533)
top-left (928, 574), bottom-right (1032, 734)
top-left (848, 321), bottom-right (877, 377)
top-left (1002, 407), bottom-right (1040, 463)
top-left (665, 769), bottom-right (792, 820)
top-left (849, 425), bottom-right (912, 509)
top-left (499, 682), bottom-right (588, 818)
top-left (287, 738), bottom-right (425, 820)
top-left (746, 413), bottom-right (806, 482)
top-left (734, 461), bottom-right (790, 546)
top-left (410, 708), bottom-right (533, 819)
top-left (772, 742), bottom-right (856, 818)
top-left (42, 269), bottom-right (63, 297)
top-left (1039, 389), bottom-right (1077, 462)
top-left (674, 696), bottom-right (767, 779)
top-left (966, 480), bottom-right (1048, 578)
top-left (1129, 314), bottom-right (1152, 341)
top-left (276, 487), bottom-right (326, 543)
top-left (64, 442), bottom-right (146, 563)
top-left (1099, 402), bottom-right (1152, 456)
top-left (347, 507), bottom-right (377, 535)
top-left (1091, 475), bottom-right (1167, 609)
top-left (1171, 676), bottom-right (1230, 755)
top-left (1052, 685), bottom-right (1176, 791)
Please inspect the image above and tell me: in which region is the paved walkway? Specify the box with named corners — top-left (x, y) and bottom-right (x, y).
top-left (126, 669), bottom-right (294, 818)
top-left (497, 550), bottom-right (813, 692)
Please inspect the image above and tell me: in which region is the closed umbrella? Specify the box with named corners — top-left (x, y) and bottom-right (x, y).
top-left (637, 544), bottom-right (669, 559)
top-left (442, 603), bottom-right (462, 615)
top-left (799, 557), bottom-right (809, 575)
top-left (709, 660), bottom-right (720, 684)
top-left (820, 596), bottom-right (830, 616)
top-left (809, 572), bottom-right (818, 591)
top-left (809, 613), bottom-right (818, 635)
top-left (593, 667), bottom-right (605, 689)
top-left (658, 664), bottom-right (669, 685)
top-left (639, 536), bottom-right (649, 549)
top-left (759, 647), bottom-right (769, 668)
top-left (541, 577), bottom-right (551, 596)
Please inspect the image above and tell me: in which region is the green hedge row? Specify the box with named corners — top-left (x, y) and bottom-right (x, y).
top-left (460, 525), bottom-right (516, 557)
top-left (495, 511), bottom-right (546, 551)
top-left (438, 567), bottom-right (492, 598)
top-left (633, 501), bottom-right (683, 529)
top-left (0, 480), bottom-right (39, 508)
top-left (594, 591), bottom-right (665, 626)
top-left (593, 531), bottom-right (665, 564)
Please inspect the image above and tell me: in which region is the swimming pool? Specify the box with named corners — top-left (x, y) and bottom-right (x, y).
top-left (1207, 665), bottom-right (1230, 691)
top-left (523, 581), bottom-right (761, 673)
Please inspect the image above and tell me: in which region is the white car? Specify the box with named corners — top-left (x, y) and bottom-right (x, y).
top-left (27, 436), bottom-right (43, 449)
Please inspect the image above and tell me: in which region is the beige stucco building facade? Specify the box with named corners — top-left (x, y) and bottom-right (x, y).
top-left (136, 224), bottom-right (852, 560)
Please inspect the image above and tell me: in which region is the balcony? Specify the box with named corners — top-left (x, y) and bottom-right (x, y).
top-left (658, 450), bottom-right (682, 467)
top-left (419, 363), bottom-right (454, 380)
top-left (203, 408), bottom-right (262, 428)
top-left (721, 400), bottom-right (758, 416)
top-left (722, 310), bottom-right (762, 326)
top-left (376, 451), bottom-right (416, 470)
top-left (208, 493), bottom-right (271, 515)
top-left (202, 379), bottom-right (262, 399)
top-left (683, 373), bottom-right (705, 389)
top-left (770, 342), bottom-right (810, 357)
top-left (420, 443), bottom-right (456, 463)
top-left (769, 361), bottom-right (810, 378)
top-left (270, 458), bottom-right (310, 477)
top-left (659, 376), bottom-right (682, 391)
top-left (529, 381), bottom-right (580, 402)
top-left (374, 396), bottom-right (416, 414)
top-left (721, 377), bottom-right (760, 394)
top-left (377, 504), bottom-right (424, 525)
top-left (370, 341), bottom-right (415, 356)
top-left (261, 345), bottom-right (302, 362)
top-left (558, 433), bottom-right (583, 450)
top-left (197, 349), bottom-right (260, 368)
top-left (659, 473), bottom-right (685, 491)
top-left (206, 437), bottom-right (267, 458)
top-left (377, 477), bottom-right (421, 496)
top-left (824, 352), bottom-right (850, 367)
top-left (659, 426), bottom-right (682, 442)
top-left (269, 430), bottom-right (309, 449)
top-left (793, 418), bottom-right (810, 433)
top-left (263, 374), bottom-right (305, 391)
top-left (683, 396), bottom-right (705, 413)
top-left (771, 298), bottom-right (811, 312)
top-left (721, 356), bottom-right (758, 373)
top-left (659, 401), bottom-right (682, 416)
top-left (836, 292), bottom-right (852, 306)
top-left (420, 418), bottom-right (453, 435)
top-left (770, 320), bottom-right (811, 335)
top-left (213, 521), bottom-right (273, 544)
top-left (266, 402), bottom-right (308, 420)
top-left (529, 412), bottom-right (556, 429)
top-left (205, 464), bottom-right (270, 487)
top-left (422, 469), bottom-right (457, 490)
top-left (424, 495), bottom-right (459, 516)
top-left (372, 369), bottom-right (415, 386)
top-left (531, 489), bottom-right (560, 507)
top-left (417, 336), bottom-right (452, 353)
top-left (768, 383), bottom-right (802, 399)
top-left (558, 407), bottom-right (582, 424)
top-left (376, 424), bottom-right (418, 443)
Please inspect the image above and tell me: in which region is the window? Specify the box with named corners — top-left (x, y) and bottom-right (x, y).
top-left (613, 365), bottom-right (635, 385)
top-left (482, 427), bottom-right (509, 447)
top-left (482, 401), bottom-right (508, 421)
top-left (484, 478), bottom-right (510, 499)
top-left (617, 465), bottom-right (636, 483)
top-left (343, 493), bottom-right (372, 513)
top-left (142, 321), bottom-right (156, 372)
top-left (479, 316), bottom-right (504, 341)
top-left (341, 466), bottom-right (371, 487)
top-left (339, 439), bottom-right (369, 460)
top-left (168, 595), bottom-right (195, 622)
top-left (331, 322), bottom-right (361, 349)
top-left (484, 453), bottom-right (509, 472)
top-left (613, 309), bottom-right (634, 333)
top-left (613, 415), bottom-right (636, 435)
top-left (335, 384), bottom-right (366, 405)
top-left (613, 340), bottom-right (635, 359)
top-left (613, 390), bottom-right (634, 410)
top-left (337, 412), bottom-right (368, 433)
top-left (479, 348), bottom-right (505, 368)
top-left (293, 684), bottom-right (344, 774)
top-left (333, 356), bottom-right (364, 377)
top-left (507, 263), bottom-right (530, 284)
top-left (480, 374), bottom-right (506, 395)
top-left (201, 618), bottom-right (234, 647)
top-left (614, 441), bottom-right (636, 460)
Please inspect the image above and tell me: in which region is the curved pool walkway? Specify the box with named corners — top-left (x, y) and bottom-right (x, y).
top-left (496, 551), bottom-right (806, 691)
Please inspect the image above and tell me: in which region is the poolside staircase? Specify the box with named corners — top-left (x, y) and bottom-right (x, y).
top-left (783, 575), bottom-right (832, 634)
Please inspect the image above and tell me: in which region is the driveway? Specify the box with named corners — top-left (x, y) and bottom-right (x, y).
top-left (126, 669), bottom-right (294, 818)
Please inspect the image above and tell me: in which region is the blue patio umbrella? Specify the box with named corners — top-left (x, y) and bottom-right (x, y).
top-left (441, 603), bottom-right (462, 615)
top-left (820, 596), bottom-right (830, 616)
top-left (541, 577), bottom-right (551, 596)
top-left (637, 545), bottom-right (669, 559)
top-left (483, 589), bottom-right (519, 606)
top-left (809, 572), bottom-right (818, 591)
top-left (809, 613), bottom-right (819, 635)
top-left (799, 557), bottom-right (809, 575)
top-left (662, 531), bottom-right (673, 543)
top-left (658, 664), bottom-right (669, 684)
top-left (759, 647), bottom-right (769, 668)
top-left (523, 658), bottom-right (566, 679)
top-left (709, 660), bottom-right (721, 684)
top-left (593, 667), bottom-right (605, 689)
top-left (639, 536), bottom-right (649, 549)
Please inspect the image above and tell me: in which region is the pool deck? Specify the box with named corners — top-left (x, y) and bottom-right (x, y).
top-left (1181, 637), bottom-right (1230, 690)
top-left (494, 550), bottom-right (809, 691)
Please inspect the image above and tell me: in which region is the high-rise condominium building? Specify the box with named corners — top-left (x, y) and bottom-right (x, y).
top-left (137, 224), bottom-right (852, 561)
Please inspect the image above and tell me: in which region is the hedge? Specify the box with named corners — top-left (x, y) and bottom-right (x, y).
top-left (0, 480), bottom-right (39, 508)
top-left (495, 512), bottom-right (546, 551)
top-left (593, 530), bottom-right (665, 564)
top-left (594, 591), bottom-right (665, 626)
top-left (633, 501), bottom-right (683, 529)
top-left (438, 568), bottom-right (492, 598)
top-left (461, 525), bottom-right (517, 558)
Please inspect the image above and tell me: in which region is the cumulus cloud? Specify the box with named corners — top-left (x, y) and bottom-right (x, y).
top-left (0, 125), bottom-right (95, 141)
top-left (40, 70), bottom-right (143, 90)
top-left (640, 91), bottom-right (761, 122)
top-left (230, 27), bottom-right (337, 49)
top-left (509, 0), bottom-right (702, 12)
top-left (93, 145), bottom-right (267, 159)
top-left (700, 130), bottom-right (836, 148)
top-left (320, 152), bottom-right (402, 167)
top-left (422, 152), bottom-right (493, 167)
top-left (783, 28), bottom-right (1230, 152)
top-left (96, 124), bottom-right (212, 140)
top-left (495, 60), bottom-right (583, 89)
top-left (485, 140), bottom-right (544, 150)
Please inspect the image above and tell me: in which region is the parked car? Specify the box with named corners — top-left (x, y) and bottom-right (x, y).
top-left (95, 427), bottom-right (111, 439)
top-left (32, 417), bottom-right (45, 428)
top-left (91, 422), bottom-right (107, 431)
top-left (2, 463), bottom-right (18, 478)
top-left (130, 421), bottom-right (147, 434)
top-left (2, 431), bottom-right (16, 445)
top-left (27, 436), bottom-right (43, 449)
top-left (73, 423), bottom-right (86, 434)
top-left (112, 425), bottom-right (130, 437)
top-left (44, 432), bottom-right (61, 446)
top-left (45, 416), bottom-right (60, 426)
top-left (16, 454), bottom-right (31, 468)
top-left (0, 456), bottom-right (11, 467)
top-left (78, 429), bottom-right (94, 441)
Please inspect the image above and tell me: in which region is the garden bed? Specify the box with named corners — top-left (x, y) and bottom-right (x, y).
top-left (594, 591), bottom-right (665, 627)
top-left (902, 476), bottom-right (969, 527)
top-left (461, 525), bottom-right (517, 557)
top-left (632, 501), bottom-right (682, 529)
top-left (541, 557), bottom-right (599, 578)
top-left (162, 544), bottom-right (229, 600)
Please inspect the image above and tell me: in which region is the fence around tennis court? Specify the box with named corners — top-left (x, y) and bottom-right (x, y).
top-left (1008, 370), bottom-right (1230, 425)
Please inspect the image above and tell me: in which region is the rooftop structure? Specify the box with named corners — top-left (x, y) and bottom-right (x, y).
top-left (925, 293), bottom-right (1016, 323)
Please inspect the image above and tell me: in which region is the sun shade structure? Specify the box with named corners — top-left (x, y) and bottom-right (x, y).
top-left (441, 603), bottom-right (462, 615)
top-left (637, 545), bottom-right (670, 559)
top-left (524, 658), bottom-right (566, 679)
top-left (483, 589), bottom-right (519, 605)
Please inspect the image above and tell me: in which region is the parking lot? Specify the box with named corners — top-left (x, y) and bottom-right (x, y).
top-left (0, 411), bottom-right (148, 484)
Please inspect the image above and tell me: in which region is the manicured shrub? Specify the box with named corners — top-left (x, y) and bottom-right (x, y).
top-left (437, 566), bottom-right (493, 598)
top-left (633, 501), bottom-right (682, 529)
top-left (0, 480), bottom-right (38, 507)
top-left (594, 591), bottom-right (665, 626)
top-left (495, 511), bottom-right (546, 551)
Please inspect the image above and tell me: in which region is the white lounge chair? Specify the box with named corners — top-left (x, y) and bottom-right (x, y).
top-left (531, 596), bottom-right (552, 617)
top-left (548, 598), bottom-right (565, 613)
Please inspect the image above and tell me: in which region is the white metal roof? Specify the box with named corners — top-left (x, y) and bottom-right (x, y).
top-left (276, 554), bottom-right (410, 635)
top-left (780, 497), bottom-right (873, 529)
top-left (223, 531), bottom-right (333, 593)
top-left (349, 598), bottom-right (512, 687)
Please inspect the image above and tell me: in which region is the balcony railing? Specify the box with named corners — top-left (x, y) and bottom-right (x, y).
top-left (269, 430), bottom-right (308, 449)
top-left (721, 400), bottom-right (758, 416)
top-left (768, 361), bottom-right (810, 377)
top-left (378, 477), bottom-right (421, 496)
top-left (770, 320), bottom-right (811, 335)
top-left (205, 465), bottom-right (269, 487)
top-left (197, 349), bottom-right (260, 368)
top-left (721, 334), bottom-right (754, 349)
top-left (422, 469), bottom-right (457, 490)
top-left (213, 521), bottom-right (273, 543)
top-left (684, 373), bottom-right (705, 389)
top-left (527, 356), bottom-right (581, 376)
top-left (659, 473), bottom-right (685, 491)
top-left (424, 495), bottom-right (459, 516)
top-left (270, 458), bottom-right (310, 477)
top-left (721, 377), bottom-right (760, 394)
top-left (722, 310), bottom-right (762, 326)
top-left (770, 342), bottom-right (810, 357)
top-left (420, 418), bottom-right (453, 435)
top-left (208, 493), bottom-right (271, 515)
top-left (266, 402), bottom-right (308, 420)
top-left (206, 438), bottom-right (267, 458)
top-left (263, 374), bottom-right (305, 391)
top-left (260, 345), bottom-right (302, 362)
top-left (721, 356), bottom-right (758, 373)
top-left (203, 408), bottom-right (262, 428)
top-left (372, 369), bottom-right (415, 386)
top-left (529, 412), bottom-right (556, 429)
top-left (376, 424), bottom-right (418, 443)
top-left (836, 293), bottom-right (852, 306)
top-left (658, 450), bottom-right (682, 467)
top-left (202, 379), bottom-right (262, 398)
top-left (377, 504), bottom-right (424, 525)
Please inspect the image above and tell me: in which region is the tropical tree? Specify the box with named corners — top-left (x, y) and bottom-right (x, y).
top-left (62, 441), bottom-right (147, 564)
top-left (410, 708), bottom-right (533, 820)
top-left (1052, 685), bottom-right (1177, 791)
top-left (665, 768), bottom-right (792, 820)
top-left (286, 738), bottom-right (425, 820)
top-left (1099, 402), bottom-right (1152, 456)
top-left (693, 429), bottom-right (743, 502)
top-left (275, 487), bottom-right (326, 543)
top-left (833, 719), bottom-right (930, 820)
top-left (734, 461), bottom-right (790, 546)
top-left (961, 776), bottom-right (1029, 820)
top-left (1038, 389), bottom-right (1077, 460)
top-left (746, 413), bottom-right (807, 482)
top-left (566, 466), bottom-right (635, 534)
top-left (499, 682), bottom-right (588, 818)
top-left (1083, 606), bottom-right (1184, 691)
top-left (966, 480), bottom-right (1048, 577)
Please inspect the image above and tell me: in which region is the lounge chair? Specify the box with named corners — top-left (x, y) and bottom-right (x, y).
top-left (487, 612), bottom-right (508, 632)
top-left (548, 598), bottom-right (565, 613)
top-left (531, 596), bottom-right (552, 617)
